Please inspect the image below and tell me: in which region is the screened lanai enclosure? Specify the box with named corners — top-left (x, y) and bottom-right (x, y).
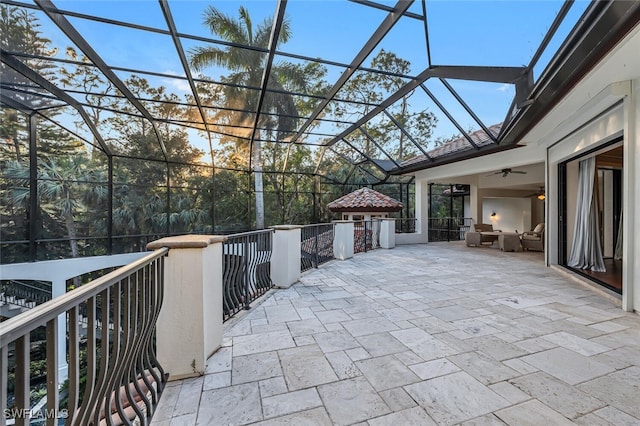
top-left (2, 0), bottom-right (632, 263)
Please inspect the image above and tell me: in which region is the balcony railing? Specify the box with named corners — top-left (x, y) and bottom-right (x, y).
top-left (354, 220), bottom-right (381, 254)
top-left (428, 217), bottom-right (473, 242)
top-left (0, 249), bottom-right (168, 426)
top-left (222, 230), bottom-right (274, 322)
top-left (394, 218), bottom-right (417, 234)
top-left (1, 280), bottom-right (52, 310)
top-left (300, 224), bottom-right (335, 273)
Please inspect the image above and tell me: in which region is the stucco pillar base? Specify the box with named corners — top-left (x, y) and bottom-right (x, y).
top-left (379, 219), bottom-right (396, 249)
top-left (148, 235), bottom-right (226, 380)
top-left (333, 221), bottom-right (355, 260)
top-left (270, 225), bottom-right (301, 288)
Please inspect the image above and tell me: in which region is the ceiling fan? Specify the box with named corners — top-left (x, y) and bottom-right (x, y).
top-left (527, 187), bottom-right (546, 200)
top-left (486, 168), bottom-right (528, 178)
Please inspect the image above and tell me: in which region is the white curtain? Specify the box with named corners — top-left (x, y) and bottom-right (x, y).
top-left (568, 157), bottom-right (606, 272)
top-left (614, 210), bottom-right (623, 260)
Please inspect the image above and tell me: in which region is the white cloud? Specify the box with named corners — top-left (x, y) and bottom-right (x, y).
top-left (162, 70), bottom-right (191, 93)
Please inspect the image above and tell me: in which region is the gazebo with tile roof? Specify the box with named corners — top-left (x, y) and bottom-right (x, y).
top-left (327, 187), bottom-right (403, 221)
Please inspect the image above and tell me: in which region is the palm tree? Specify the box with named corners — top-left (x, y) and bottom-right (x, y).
top-left (4, 155), bottom-right (107, 258)
top-left (189, 5), bottom-right (309, 229)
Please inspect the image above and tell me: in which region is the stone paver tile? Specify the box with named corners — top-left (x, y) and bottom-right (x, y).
top-left (168, 414), bottom-right (197, 426)
top-left (488, 381), bottom-right (531, 404)
top-left (262, 388), bottom-right (322, 419)
top-left (314, 289), bottom-right (352, 301)
top-left (520, 347), bottom-right (615, 385)
top-left (232, 351), bottom-right (282, 385)
top-left (588, 320), bottom-right (628, 333)
top-left (394, 291), bottom-right (423, 301)
top-left (264, 302), bottom-right (300, 324)
top-left (513, 336), bottom-right (558, 353)
top-left (172, 376), bottom-right (203, 417)
top-left (251, 322), bottom-right (290, 334)
top-left (510, 372), bottom-right (606, 418)
top-left (313, 329), bottom-right (360, 353)
top-left (356, 332), bottom-right (408, 357)
top-left (395, 350), bottom-right (429, 366)
top-left (286, 318), bottom-right (327, 337)
top-left (404, 371), bottom-right (510, 425)
top-left (341, 317), bottom-right (399, 337)
top-left (495, 296), bottom-right (551, 309)
top-left (294, 306), bottom-right (316, 320)
top-left (259, 376), bottom-right (288, 398)
top-left (494, 399), bottom-right (575, 426)
top-left (279, 344), bottom-right (338, 390)
top-left (152, 381), bottom-right (181, 421)
top-left (233, 330), bottom-right (295, 356)
top-left (459, 414), bottom-right (507, 426)
top-left (196, 383), bottom-right (262, 425)
top-left (390, 327), bottom-right (457, 361)
top-left (313, 309), bottom-right (352, 324)
top-left (378, 387), bottom-right (417, 412)
top-left (449, 317), bottom-right (501, 338)
top-left (294, 335), bottom-right (316, 346)
top-left (590, 406), bottom-right (640, 426)
top-left (318, 376), bottom-right (390, 425)
top-left (204, 346), bottom-right (232, 374)
top-left (466, 335), bottom-right (529, 361)
top-left (325, 350), bottom-right (362, 380)
top-left (324, 322), bottom-right (344, 331)
top-left (355, 355), bottom-right (421, 391)
top-left (409, 316), bottom-right (456, 334)
top-left (523, 305), bottom-right (572, 321)
top-left (379, 307), bottom-right (416, 322)
top-left (409, 358), bottom-right (460, 380)
top-left (203, 371), bottom-right (231, 390)
top-left (541, 331), bottom-right (610, 356)
top-left (574, 413), bottom-right (617, 426)
top-left (429, 305), bottom-right (482, 321)
top-left (250, 407), bottom-right (333, 426)
top-left (368, 406), bottom-right (437, 426)
top-left (502, 358), bottom-right (539, 375)
top-left (449, 351), bottom-right (520, 385)
top-left (577, 366), bottom-right (640, 418)
top-left (345, 347), bottom-right (371, 361)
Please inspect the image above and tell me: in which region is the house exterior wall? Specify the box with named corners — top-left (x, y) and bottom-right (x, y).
top-left (408, 24), bottom-right (640, 311)
top-left (482, 197), bottom-right (531, 233)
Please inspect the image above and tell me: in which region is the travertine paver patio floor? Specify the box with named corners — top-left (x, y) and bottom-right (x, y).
top-left (152, 242), bottom-right (640, 425)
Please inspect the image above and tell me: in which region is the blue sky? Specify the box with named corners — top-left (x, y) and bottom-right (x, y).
top-left (35, 0), bottom-right (590, 153)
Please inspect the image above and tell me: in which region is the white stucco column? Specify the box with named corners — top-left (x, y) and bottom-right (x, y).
top-left (333, 221), bottom-right (354, 260)
top-left (623, 79), bottom-right (638, 312)
top-left (147, 235), bottom-right (226, 380)
top-left (51, 280), bottom-right (68, 382)
top-left (270, 225), bottom-right (301, 288)
top-left (379, 219), bottom-right (396, 249)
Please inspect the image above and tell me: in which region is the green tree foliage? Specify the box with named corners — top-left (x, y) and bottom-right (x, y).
top-left (333, 49), bottom-right (437, 163)
top-left (189, 5), bottom-right (314, 229)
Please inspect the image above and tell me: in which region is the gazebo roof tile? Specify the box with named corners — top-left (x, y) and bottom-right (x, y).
top-left (327, 187), bottom-right (403, 212)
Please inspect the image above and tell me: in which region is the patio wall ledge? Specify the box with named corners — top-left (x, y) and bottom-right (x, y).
top-left (147, 234), bottom-right (226, 381)
top-left (146, 234), bottom-right (227, 250)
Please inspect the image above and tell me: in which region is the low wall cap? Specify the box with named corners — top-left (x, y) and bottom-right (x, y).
top-left (146, 234), bottom-right (227, 250)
